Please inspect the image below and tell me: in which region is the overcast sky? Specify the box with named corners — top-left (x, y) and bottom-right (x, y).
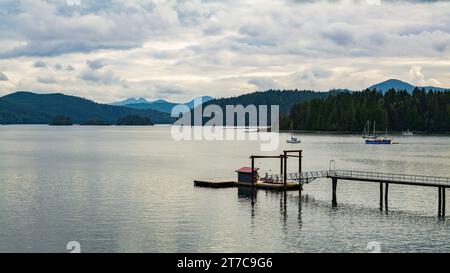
top-left (0, 0), bottom-right (449, 103)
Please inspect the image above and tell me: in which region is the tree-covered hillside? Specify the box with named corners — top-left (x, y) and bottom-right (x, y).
top-left (0, 92), bottom-right (173, 124)
top-left (206, 89), bottom-right (337, 114)
top-left (284, 88), bottom-right (450, 132)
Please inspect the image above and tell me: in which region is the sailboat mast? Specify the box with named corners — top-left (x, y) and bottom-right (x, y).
top-left (290, 121), bottom-right (293, 137)
top-left (373, 121), bottom-right (376, 136)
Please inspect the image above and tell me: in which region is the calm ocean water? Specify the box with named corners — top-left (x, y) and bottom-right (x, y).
top-left (0, 125), bottom-right (449, 253)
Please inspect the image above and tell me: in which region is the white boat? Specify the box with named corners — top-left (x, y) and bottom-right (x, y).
top-left (286, 122), bottom-right (301, 144)
top-left (402, 129), bottom-right (414, 136)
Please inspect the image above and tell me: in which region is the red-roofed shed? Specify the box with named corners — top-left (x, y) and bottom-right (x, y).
top-left (235, 167), bottom-right (259, 173)
top-left (236, 167), bottom-right (259, 184)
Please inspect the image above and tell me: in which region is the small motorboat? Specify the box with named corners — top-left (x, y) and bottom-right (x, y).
top-left (402, 129), bottom-right (414, 136)
top-left (286, 122), bottom-right (301, 144)
top-left (287, 136), bottom-right (301, 144)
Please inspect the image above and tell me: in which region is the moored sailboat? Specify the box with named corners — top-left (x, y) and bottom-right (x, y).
top-left (365, 121), bottom-right (392, 144)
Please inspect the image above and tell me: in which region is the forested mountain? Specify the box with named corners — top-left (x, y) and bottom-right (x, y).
top-left (0, 92), bottom-right (173, 124)
top-left (284, 88), bottom-right (450, 132)
top-left (204, 89), bottom-right (338, 114)
top-left (178, 89), bottom-right (340, 126)
top-left (368, 79), bottom-right (449, 94)
top-left (2, 85), bottom-right (448, 131)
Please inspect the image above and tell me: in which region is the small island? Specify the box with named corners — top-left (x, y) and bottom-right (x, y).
top-left (49, 115), bottom-right (73, 126)
top-left (116, 115), bottom-right (154, 126)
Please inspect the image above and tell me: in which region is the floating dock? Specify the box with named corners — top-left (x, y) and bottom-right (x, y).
top-left (194, 148), bottom-right (449, 217)
top-left (194, 179), bottom-right (300, 191)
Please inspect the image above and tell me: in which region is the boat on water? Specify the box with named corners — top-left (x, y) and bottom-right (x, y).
top-left (402, 129), bottom-right (414, 136)
top-left (365, 137), bottom-right (392, 144)
top-left (286, 122), bottom-right (301, 144)
top-left (364, 121), bottom-right (392, 145)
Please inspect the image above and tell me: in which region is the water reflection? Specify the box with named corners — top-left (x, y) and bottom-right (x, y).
top-left (237, 186), bottom-right (257, 220)
top-left (1, 126), bottom-right (449, 252)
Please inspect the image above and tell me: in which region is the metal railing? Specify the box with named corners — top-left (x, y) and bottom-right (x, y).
top-left (266, 169), bottom-right (450, 187)
top-left (298, 170), bottom-right (329, 183)
top-left (330, 170), bottom-right (450, 187)
top-left (266, 170), bottom-right (328, 184)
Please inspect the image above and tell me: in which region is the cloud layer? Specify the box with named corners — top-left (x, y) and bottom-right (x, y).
top-left (1, 0), bottom-right (450, 102)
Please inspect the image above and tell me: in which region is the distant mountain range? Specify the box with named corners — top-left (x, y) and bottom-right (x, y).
top-left (368, 79), bottom-right (449, 93)
top-left (1, 79), bottom-right (448, 125)
top-left (0, 92), bottom-right (173, 125)
top-left (110, 96), bottom-right (213, 113)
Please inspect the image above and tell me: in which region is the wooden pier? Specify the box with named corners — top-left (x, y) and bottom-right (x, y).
top-left (297, 169), bottom-right (449, 217)
top-left (194, 179), bottom-right (300, 191)
top-left (194, 149), bottom-right (449, 218)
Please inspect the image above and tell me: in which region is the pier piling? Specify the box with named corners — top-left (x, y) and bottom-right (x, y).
top-left (438, 187), bottom-right (442, 218)
top-left (283, 152), bottom-right (287, 191)
top-left (379, 183), bottom-right (383, 211)
top-left (385, 183), bottom-right (389, 211)
top-left (443, 188), bottom-right (446, 217)
top-left (299, 151), bottom-right (302, 197)
top-left (332, 178), bottom-right (338, 207)
top-left (251, 156), bottom-right (255, 192)
top-left (280, 156), bottom-right (283, 177)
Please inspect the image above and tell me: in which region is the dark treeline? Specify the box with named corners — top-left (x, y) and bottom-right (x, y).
top-left (205, 89), bottom-right (335, 114)
top-left (181, 89), bottom-right (340, 126)
top-left (283, 88), bottom-right (450, 132)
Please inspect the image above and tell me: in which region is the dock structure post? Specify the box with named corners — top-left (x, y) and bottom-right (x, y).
top-left (280, 155), bottom-right (283, 177)
top-left (251, 156), bottom-right (255, 192)
top-left (298, 151), bottom-right (302, 196)
top-left (298, 151), bottom-right (302, 175)
top-left (283, 152), bottom-right (287, 191)
top-left (438, 187), bottom-right (442, 218)
top-left (443, 188), bottom-right (446, 217)
top-left (379, 183), bottom-right (384, 211)
top-left (332, 178), bottom-right (338, 207)
top-left (385, 183), bottom-right (389, 211)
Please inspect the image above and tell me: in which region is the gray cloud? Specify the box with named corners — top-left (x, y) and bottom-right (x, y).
top-left (79, 70), bottom-right (122, 85)
top-left (323, 29), bottom-right (354, 46)
top-left (0, 0), bottom-right (173, 59)
top-left (1, 0), bottom-right (450, 102)
top-left (155, 85), bottom-right (187, 98)
top-left (87, 60), bottom-right (106, 70)
top-left (0, 72), bottom-right (8, 81)
top-left (37, 76), bottom-right (57, 84)
top-left (248, 78), bottom-right (278, 90)
top-left (55, 63), bottom-right (76, 71)
top-left (1, 41), bottom-right (139, 59)
top-left (34, 61), bottom-right (47, 68)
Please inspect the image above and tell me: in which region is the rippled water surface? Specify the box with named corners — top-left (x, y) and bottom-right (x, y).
top-left (0, 125), bottom-right (449, 252)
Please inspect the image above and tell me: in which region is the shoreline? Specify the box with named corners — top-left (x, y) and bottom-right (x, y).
top-left (1, 124), bottom-right (450, 135)
top-left (280, 130), bottom-right (450, 136)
